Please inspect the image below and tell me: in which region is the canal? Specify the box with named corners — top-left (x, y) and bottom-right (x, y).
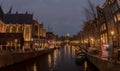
top-left (0, 45), bottom-right (99, 71)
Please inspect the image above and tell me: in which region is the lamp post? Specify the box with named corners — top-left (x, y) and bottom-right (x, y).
top-left (110, 30), bottom-right (115, 61)
top-left (111, 31), bottom-right (114, 48)
top-left (31, 38), bottom-right (33, 50)
top-left (90, 38), bottom-right (94, 48)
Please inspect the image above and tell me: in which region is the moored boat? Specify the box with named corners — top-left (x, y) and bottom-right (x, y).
top-left (75, 51), bottom-right (86, 65)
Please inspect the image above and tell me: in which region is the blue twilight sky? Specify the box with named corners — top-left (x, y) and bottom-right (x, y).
top-left (0, 0), bottom-right (105, 36)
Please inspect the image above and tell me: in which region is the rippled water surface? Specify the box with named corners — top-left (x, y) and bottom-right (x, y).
top-left (0, 45), bottom-right (99, 71)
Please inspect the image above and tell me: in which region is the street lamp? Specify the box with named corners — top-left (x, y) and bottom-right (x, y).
top-left (90, 38), bottom-right (94, 43)
top-left (111, 31), bottom-right (114, 36)
top-left (31, 38), bottom-right (33, 49)
top-left (111, 31), bottom-right (114, 47)
top-left (90, 38), bottom-right (94, 48)
top-left (110, 30), bottom-right (116, 61)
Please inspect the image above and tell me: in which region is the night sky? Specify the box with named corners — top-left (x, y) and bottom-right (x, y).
top-left (1, 0), bottom-right (105, 36)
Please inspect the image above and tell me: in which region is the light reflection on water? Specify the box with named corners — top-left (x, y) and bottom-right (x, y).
top-left (33, 63), bottom-right (37, 71)
top-left (0, 45), bottom-right (99, 71)
top-left (47, 45), bottom-right (88, 71)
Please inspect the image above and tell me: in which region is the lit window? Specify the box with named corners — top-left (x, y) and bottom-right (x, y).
top-left (6, 26), bottom-right (10, 33)
top-left (103, 24), bottom-right (106, 30)
top-left (18, 26), bottom-right (22, 32)
top-left (12, 26), bottom-right (17, 33)
top-left (34, 25), bottom-right (38, 36)
top-left (25, 27), bottom-right (30, 41)
top-left (117, 13), bottom-right (120, 21)
top-left (114, 16), bottom-right (117, 22)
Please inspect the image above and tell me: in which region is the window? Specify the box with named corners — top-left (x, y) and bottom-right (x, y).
top-left (12, 26), bottom-right (17, 33)
top-left (117, 0), bottom-right (120, 7)
top-left (25, 27), bottom-right (30, 41)
top-left (112, 3), bottom-right (118, 13)
top-left (6, 26), bottom-right (10, 33)
top-left (18, 26), bottom-right (22, 32)
top-left (114, 15), bottom-right (117, 22)
top-left (34, 25), bottom-right (38, 36)
top-left (105, 33), bottom-right (108, 43)
top-left (103, 24), bottom-right (106, 30)
top-left (0, 23), bottom-right (4, 32)
top-left (117, 13), bottom-right (120, 21)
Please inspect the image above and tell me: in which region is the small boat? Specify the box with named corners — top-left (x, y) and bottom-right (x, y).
top-left (75, 51), bottom-right (86, 65)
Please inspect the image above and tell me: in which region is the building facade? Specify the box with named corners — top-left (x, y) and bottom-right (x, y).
top-left (79, 0), bottom-right (120, 52)
top-left (97, 6), bottom-right (109, 49)
top-left (102, 0), bottom-right (120, 48)
top-left (0, 7), bottom-right (46, 50)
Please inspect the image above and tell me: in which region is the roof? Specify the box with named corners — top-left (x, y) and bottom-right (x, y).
top-left (3, 13), bottom-right (33, 24)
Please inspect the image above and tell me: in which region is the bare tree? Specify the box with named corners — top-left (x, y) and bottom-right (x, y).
top-left (82, 0), bottom-right (97, 21)
top-left (80, 0), bottom-right (101, 48)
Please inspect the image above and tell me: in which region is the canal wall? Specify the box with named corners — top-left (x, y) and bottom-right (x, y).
top-left (86, 53), bottom-right (120, 71)
top-left (0, 48), bottom-right (54, 68)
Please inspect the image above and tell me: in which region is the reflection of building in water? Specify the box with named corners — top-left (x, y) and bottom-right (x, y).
top-left (84, 61), bottom-right (88, 71)
top-left (72, 46), bottom-right (75, 58)
top-left (35, 56), bottom-right (49, 71)
top-left (33, 63), bottom-right (37, 71)
top-left (48, 50), bottom-right (59, 71)
top-left (48, 54), bottom-right (52, 69)
top-left (67, 46), bottom-right (71, 62)
top-left (64, 46), bottom-right (67, 59)
top-left (53, 50), bottom-right (58, 67)
top-left (58, 48), bottom-right (61, 62)
top-left (68, 46), bottom-right (70, 57)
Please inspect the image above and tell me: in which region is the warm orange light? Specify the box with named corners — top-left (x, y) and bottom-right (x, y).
top-left (111, 31), bottom-right (114, 36)
top-left (90, 38), bottom-right (94, 41)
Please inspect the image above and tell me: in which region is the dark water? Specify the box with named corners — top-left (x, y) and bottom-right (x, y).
top-left (0, 46), bottom-right (99, 71)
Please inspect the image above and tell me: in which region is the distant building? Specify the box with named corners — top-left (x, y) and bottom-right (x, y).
top-left (102, 0), bottom-right (120, 47)
top-left (46, 32), bottom-right (57, 40)
top-left (32, 21), bottom-right (46, 48)
top-left (46, 32), bottom-right (57, 47)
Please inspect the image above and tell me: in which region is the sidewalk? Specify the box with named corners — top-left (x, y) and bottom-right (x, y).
top-left (87, 50), bottom-right (120, 64)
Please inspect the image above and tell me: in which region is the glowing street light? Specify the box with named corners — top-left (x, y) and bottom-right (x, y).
top-left (110, 30), bottom-right (116, 62)
top-left (90, 38), bottom-right (94, 47)
top-left (111, 31), bottom-right (115, 36)
top-left (90, 38), bottom-right (94, 42)
top-left (111, 30), bottom-right (115, 47)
